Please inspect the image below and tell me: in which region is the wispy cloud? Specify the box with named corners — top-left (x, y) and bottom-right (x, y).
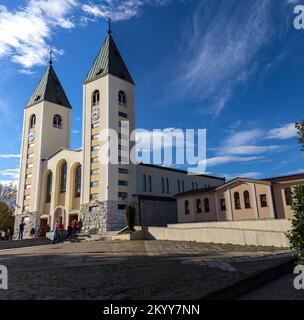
top-left (175, 0), bottom-right (287, 114)
top-left (0, 168), bottom-right (20, 180)
top-left (0, 0), bottom-right (78, 69)
top-left (82, 0), bottom-right (171, 22)
top-left (206, 156), bottom-right (264, 167)
top-left (0, 154), bottom-right (20, 159)
top-left (266, 123), bottom-right (298, 140)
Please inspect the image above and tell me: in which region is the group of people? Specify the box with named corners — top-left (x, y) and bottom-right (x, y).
top-left (0, 229), bottom-right (12, 241)
top-left (52, 218), bottom-right (83, 244)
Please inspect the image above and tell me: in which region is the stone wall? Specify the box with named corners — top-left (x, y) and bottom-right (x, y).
top-left (80, 201), bottom-right (130, 233)
top-left (136, 199), bottom-right (178, 227)
top-left (13, 213), bottom-right (38, 240)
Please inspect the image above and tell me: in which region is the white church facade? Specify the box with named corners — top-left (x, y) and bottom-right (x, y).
top-left (15, 27), bottom-right (224, 237)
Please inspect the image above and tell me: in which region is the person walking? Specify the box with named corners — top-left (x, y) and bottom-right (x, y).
top-left (71, 219), bottom-right (78, 235)
top-left (6, 229), bottom-right (11, 241)
top-left (52, 223), bottom-right (59, 244)
top-left (77, 219), bottom-right (83, 234)
top-left (35, 224), bottom-right (40, 238)
top-left (18, 221), bottom-right (25, 240)
top-left (1, 230), bottom-right (5, 241)
top-left (46, 224), bottom-right (51, 233)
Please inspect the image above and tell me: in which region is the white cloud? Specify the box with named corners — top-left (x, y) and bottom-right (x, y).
top-left (0, 0), bottom-right (78, 68)
top-left (219, 145), bottom-right (284, 155)
top-left (286, 169), bottom-right (304, 175)
top-left (222, 129), bottom-right (263, 147)
top-left (206, 156), bottom-right (264, 167)
top-left (0, 168), bottom-right (20, 180)
top-left (0, 154), bottom-right (20, 159)
top-left (82, 0), bottom-right (171, 21)
top-left (266, 123), bottom-right (298, 140)
top-left (221, 171), bottom-right (262, 180)
top-left (175, 0), bottom-right (283, 114)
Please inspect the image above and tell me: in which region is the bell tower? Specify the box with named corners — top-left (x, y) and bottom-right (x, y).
top-left (16, 57), bottom-right (72, 232)
top-left (81, 21), bottom-right (136, 231)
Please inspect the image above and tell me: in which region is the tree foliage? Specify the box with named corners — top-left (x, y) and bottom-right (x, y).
top-left (0, 202), bottom-right (15, 231)
top-left (0, 183), bottom-right (17, 212)
top-left (296, 121), bottom-right (304, 151)
top-left (287, 185), bottom-right (304, 265)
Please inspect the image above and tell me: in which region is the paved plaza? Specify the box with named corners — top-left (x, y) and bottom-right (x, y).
top-left (0, 240), bottom-right (293, 300)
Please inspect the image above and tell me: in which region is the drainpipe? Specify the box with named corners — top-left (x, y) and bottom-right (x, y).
top-left (254, 184), bottom-right (260, 220)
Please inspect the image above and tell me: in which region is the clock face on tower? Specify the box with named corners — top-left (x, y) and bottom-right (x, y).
top-left (91, 107), bottom-right (100, 121)
top-left (28, 131), bottom-right (35, 142)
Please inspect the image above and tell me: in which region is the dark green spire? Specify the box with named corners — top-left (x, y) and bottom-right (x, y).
top-left (84, 33), bottom-right (134, 85)
top-left (26, 64), bottom-right (72, 109)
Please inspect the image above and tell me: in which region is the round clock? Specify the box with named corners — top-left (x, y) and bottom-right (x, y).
top-left (28, 131), bottom-right (35, 142)
top-left (91, 108), bottom-right (100, 121)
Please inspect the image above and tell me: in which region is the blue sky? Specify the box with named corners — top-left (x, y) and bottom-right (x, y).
top-left (0, 0), bottom-right (303, 184)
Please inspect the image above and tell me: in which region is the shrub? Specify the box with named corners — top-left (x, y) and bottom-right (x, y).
top-left (125, 205), bottom-right (136, 232)
top-left (287, 185), bottom-right (304, 265)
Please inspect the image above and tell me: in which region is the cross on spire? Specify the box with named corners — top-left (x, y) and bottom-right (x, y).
top-left (49, 49), bottom-right (53, 65)
top-left (107, 18), bottom-right (112, 34)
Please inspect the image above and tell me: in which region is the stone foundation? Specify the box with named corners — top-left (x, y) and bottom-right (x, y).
top-left (136, 198), bottom-right (178, 227)
top-left (80, 201), bottom-right (131, 233)
top-left (13, 213), bottom-right (38, 240)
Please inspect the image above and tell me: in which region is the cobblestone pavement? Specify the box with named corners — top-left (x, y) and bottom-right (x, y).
top-left (239, 274), bottom-right (304, 300)
top-left (0, 240), bottom-right (292, 300)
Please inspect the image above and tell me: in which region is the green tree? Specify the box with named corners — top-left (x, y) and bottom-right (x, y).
top-left (287, 186), bottom-right (304, 265)
top-left (286, 122), bottom-right (304, 264)
top-left (296, 121), bottom-right (304, 151)
top-left (0, 202), bottom-right (15, 231)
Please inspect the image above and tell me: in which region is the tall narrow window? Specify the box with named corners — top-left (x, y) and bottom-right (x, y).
top-left (260, 194), bottom-right (268, 207)
top-left (92, 90), bottom-right (100, 106)
top-left (204, 198), bottom-right (210, 213)
top-left (142, 175), bottom-right (146, 192)
top-left (234, 192), bottom-right (241, 209)
top-left (244, 190), bottom-right (251, 209)
top-left (192, 182), bottom-right (195, 190)
top-left (220, 199), bottom-right (226, 211)
top-left (53, 115), bottom-right (63, 129)
top-left (60, 162), bottom-right (67, 193)
top-left (46, 172), bottom-right (52, 203)
top-left (118, 91), bottom-right (127, 105)
top-left (148, 175), bottom-right (152, 192)
top-left (182, 181), bottom-right (185, 193)
top-left (285, 188), bottom-right (292, 206)
top-left (166, 178), bottom-right (170, 194)
top-left (161, 177), bottom-right (165, 193)
top-left (196, 199), bottom-right (202, 213)
top-left (185, 200), bottom-right (190, 215)
top-left (75, 165), bottom-right (81, 198)
top-left (177, 180), bottom-right (181, 194)
top-left (30, 114), bottom-right (36, 129)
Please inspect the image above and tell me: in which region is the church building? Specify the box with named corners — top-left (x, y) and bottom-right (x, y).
top-left (15, 25), bottom-right (224, 237)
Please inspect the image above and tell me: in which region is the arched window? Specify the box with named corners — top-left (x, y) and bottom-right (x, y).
top-left (166, 178), bottom-right (170, 194)
top-left (92, 90), bottom-right (100, 106)
top-left (285, 188), bottom-right (292, 206)
top-left (46, 172), bottom-right (52, 203)
top-left (60, 162), bottom-right (67, 193)
top-left (142, 175), bottom-right (146, 192)
top-left (75, 165), bottom-right (81, 198)
top-left (148, 175), bottom-right (152, 192)
top-left (204, 198), bottom-right (210, 213)
top-left (118, 91), bottom-right (127, 105)
top-left (53, 115), bottom-right (63, 129)
top-left (161, 177), bottom-right (165, 193)
top-left (30, 114), bottom-right (36, 129)
top-left (185, 200), bottom-right (190, 215)
top-left (196, 199), bottom-right (202, 213)
top-left (234, 192), bottom-right (241, 209)
top-left (244, 190), bottom-right (251, 209)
